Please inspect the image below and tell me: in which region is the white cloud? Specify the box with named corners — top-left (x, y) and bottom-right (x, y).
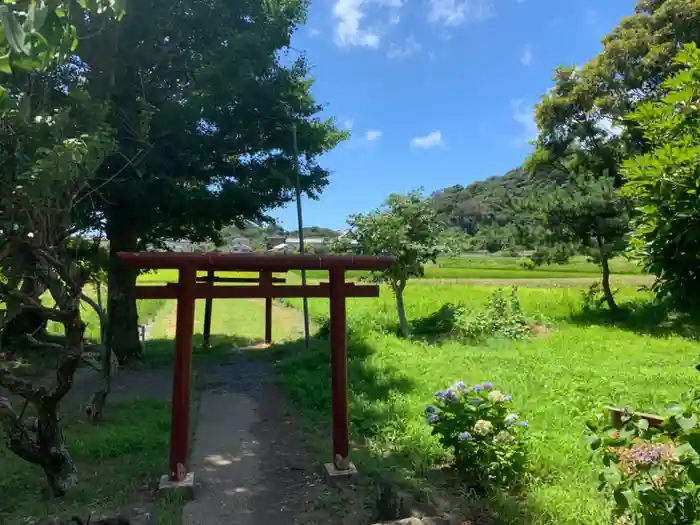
top-left (387, 34), bottom-right (422, 60)
top-left (511, 99), bottom-right (538, 147)
top-left (365, 130), bottom-right (382, 141)
top-left (309, 28), bottom-right (321, 38)
top-left (410, 131), bottom-right (444, 149)
top-left (343, 119), bottom-right (354, 130)
top-left (428, 0), bottom-right (494, 26)
top-left (521, 44), bottom-right (532, 66)
top-left (333, 0), bottom-right (381, 48)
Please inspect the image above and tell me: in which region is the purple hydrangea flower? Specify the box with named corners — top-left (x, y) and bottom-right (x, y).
top-left (453, 381), bottom-right (467, 391)
top-left (425, 406), bottom-right (436, 414)
top-left (483, 382), bottom-right (493, 390)
top-left (427, 413), bottom-right (440, 424)
top-left (503, 395), bottom-right (513, 402)
top-left (458, 431), bottom-right (472, 441)
top-left (434, 390), bottom-right (447, 399)
top-left (472, 384), bottom-right (483, 393)
top-left (519, 421), bottom-right (529, 428)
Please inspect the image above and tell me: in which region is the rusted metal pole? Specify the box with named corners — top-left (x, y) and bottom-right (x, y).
top-left (329, 267), bottom-right (350, 471)
top-left (169, 267), bottom-right (197, 482)
top-left (202, 270), bottom-right (214, 348)
top-left (260, 270), bottom-right (273, 345)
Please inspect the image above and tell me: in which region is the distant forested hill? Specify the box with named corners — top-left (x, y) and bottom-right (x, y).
top-left (429, 167), bottom-right (567, 251)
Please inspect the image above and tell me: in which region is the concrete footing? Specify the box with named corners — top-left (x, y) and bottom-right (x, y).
top-left (159, 472), bottom-right (196, 501)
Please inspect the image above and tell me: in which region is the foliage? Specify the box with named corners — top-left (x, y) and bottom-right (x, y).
top-left (429, 167), bottom-right (565, 252)
top-left (0, 0), bottom-right (125, 93)
top-left (426, 381), bottom-right (529, 489)
top-left (457, 288), bottom-right (531, 342)
top-left (342, 189), bottom-right (445, 337)
top-left (585, 390), bottom-right (700, 524)
top-left (412, 288), bottom-right (531, 343)
top-left (622, 43), bottom-right (700, 312)
top-left (53, 0), bottom-right (349, 362)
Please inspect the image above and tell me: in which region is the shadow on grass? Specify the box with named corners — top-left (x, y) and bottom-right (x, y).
top-left (0, 399), bottom-right (179, 525)
top-left (260, 330), bottom-right (534, 525)
top-left (567, 299), bottom-right (700, 340)
top-left (142, 333), bottom-right (260, 368)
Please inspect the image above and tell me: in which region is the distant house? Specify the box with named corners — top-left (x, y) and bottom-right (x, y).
top-left (268, 234), bottom-right (358, 253)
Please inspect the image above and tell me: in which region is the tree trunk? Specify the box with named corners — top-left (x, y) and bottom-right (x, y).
top-left (0, 313), bottom-right (84, 497)
top-left (106, 225), bottom-right (142, 366)
top-left (595, 235), bottom-right (617, 311)
top-left (394, 284), bottom-right (410, 338)
top-left (600, 256), bottom-right (617, 311)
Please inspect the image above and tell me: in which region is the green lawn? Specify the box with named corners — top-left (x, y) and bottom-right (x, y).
top-left (275, 283), bottom-right (698, 525)
top-left (1, 290), bottom-right (304, 524)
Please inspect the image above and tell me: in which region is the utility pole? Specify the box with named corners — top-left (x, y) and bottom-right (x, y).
top-left (291, 123), bottom-right (311, 348)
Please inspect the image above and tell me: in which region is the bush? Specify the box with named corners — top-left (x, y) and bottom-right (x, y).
top-left (412, 288), bottom-right (532, 342)
top-left (426, 381), bottom-right (529, 489)
top-left (457, 288), bottom-right (530, 341)
top-left (585, 390), bottom-right (700, 524)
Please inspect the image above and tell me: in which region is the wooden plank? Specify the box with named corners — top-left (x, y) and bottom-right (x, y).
top-left (605, 405), bottom-right (664, 429)
top-left (195, 276), bottom-right (286, 284)
top-left (134, 283), bottom-right (380, 300)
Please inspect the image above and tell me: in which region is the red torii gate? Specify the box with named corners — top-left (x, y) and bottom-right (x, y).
top-left (117, 252), bottom-right (394, 486)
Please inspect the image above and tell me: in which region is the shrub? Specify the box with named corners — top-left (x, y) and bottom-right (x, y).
top-left (426, 381), bottom-right (529, 489)
top-left (585, 390), bottom-right (700, 524)
top-left (411, 288), bottom-right (533, 342)
top-left (456, 288), bottom-right (530, 341)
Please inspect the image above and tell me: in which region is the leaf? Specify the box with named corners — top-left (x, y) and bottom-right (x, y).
top-left (603, 463), bottom-right (622, 488)
top-left (0, 52), bottom-right (10, 73)
top-left (677, 414), bottom-right (697, 433)
top-left (26, 2), bottom-right (48, 33)
top-left (0, 5), bottom-right (30, 54)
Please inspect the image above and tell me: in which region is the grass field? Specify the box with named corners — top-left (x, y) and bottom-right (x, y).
top-left (275, 282), bottom-right (699, 525)
top-left (290, 254), bottom-right (644, 281)
top-left (4, 261), bottom-right (690, 525)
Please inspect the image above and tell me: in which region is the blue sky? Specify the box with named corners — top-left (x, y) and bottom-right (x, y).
top-left (273, 0), bottom-right (637, 231)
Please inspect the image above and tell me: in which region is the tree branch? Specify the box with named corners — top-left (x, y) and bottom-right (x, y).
top-left (0, 368), bottom-right (46, 401)
top-left (0, 397), bottom-right (44, 465)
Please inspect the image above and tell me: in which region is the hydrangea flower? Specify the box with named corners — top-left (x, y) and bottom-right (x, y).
top-left (434, 390), bottom-right (447, 399)
top-left (427, 413), bottom-right (440, 424)
top-left (494, 430), bottom-right (513, 444)
top-left (519, 421), bottom-right (529, 428)
top-left (487, 390), bottom-right (505, 403)
top-left (505, 413), bottom-right (518, 426)
top-left (483, 381), bottom-right (493, 390)
top-left (473, 419), bottom-right (494, 436)
top-left (425, 406), bottom-right (436, 414)
top-left (472, 384), bottom-right (484, 393)
top-left (458, 431), bottom-right (472, 441)
top-left (503, 395), bottom-right (513, 402)
top-left (453, 381), bottom-right (467, 391)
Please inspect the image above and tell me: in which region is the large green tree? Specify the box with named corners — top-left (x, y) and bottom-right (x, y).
top-left (67, 0), bottom-right (346, 363)
top-left (622, 43), bottom-right (700, 311)
top-left (525, 63), bottom-right (631, 309)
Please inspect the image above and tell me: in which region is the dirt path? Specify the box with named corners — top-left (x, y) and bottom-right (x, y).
top-left (183, 301), bottom-right (366, 525)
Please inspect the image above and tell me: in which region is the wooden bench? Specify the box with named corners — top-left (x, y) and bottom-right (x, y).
top-left (605, 405), bottom-right (664, 429)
